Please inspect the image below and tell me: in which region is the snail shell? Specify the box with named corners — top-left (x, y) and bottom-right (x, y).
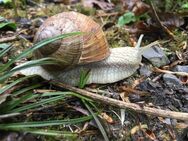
top-left (20, 12), bottom-right (151, 86)
top-left (34, 11), bottom-right (110, 70)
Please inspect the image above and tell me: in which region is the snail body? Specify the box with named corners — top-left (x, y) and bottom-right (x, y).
top-left (22, 47), bottom-right (141, 85)
top-left (20, 12), bottom-right (150, 86)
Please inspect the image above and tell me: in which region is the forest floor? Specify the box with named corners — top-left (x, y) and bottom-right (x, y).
top-left (0, 0), bottom-right (188, 141)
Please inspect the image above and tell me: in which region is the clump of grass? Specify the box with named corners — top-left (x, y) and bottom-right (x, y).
top-left (0, 31), bottom-right (110, 140)
top-left (0, 32), bottom-right (95, 138)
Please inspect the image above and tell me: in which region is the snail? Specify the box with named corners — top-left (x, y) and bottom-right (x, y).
top-left (20, 11), bottom-right (157, 86)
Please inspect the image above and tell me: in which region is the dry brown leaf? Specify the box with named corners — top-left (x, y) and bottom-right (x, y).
top-left (83, 0), bottom-right (114, 11)
top-left (153, 13), bottom-right (184, 29)
top-left (176, 122), bottom-right (188, 129)
top-left (119, 86), bottom-right (149, 96)
top-left (144, 129), bottom-right (157, 141)
top-left (124, 12), bottom-right (184, 38)
top-left (121, 0), bottom-right (150, 15)
top-left (131, 124), bottom-right (148, 135)
top-left (100, 112), bottom-right (114, 123)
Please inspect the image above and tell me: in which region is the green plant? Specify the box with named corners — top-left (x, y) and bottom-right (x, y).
top-left (78, 69), bottom-right (90, 89)
top-left (0, 0), bottom-right (12, 4)
top-left (117, 12), bottom-right (136, 27)
top-left (0, 32), bottom-right (96, 138)
top-left (0, 16), bottom-right (16, 30)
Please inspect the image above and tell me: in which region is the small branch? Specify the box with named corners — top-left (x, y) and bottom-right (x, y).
top-left (0, 36), bottom-right (17, 43)
top-left (52, 82), bottom-right (188, 121)
top-left (95, 12), bottom-right (119, 17)
top-left (12, 0), bottom-right (18, 17)
top-left (154, 67), bottom-right (188, 77)
top-left (149, 1), bottom-right (175, 40)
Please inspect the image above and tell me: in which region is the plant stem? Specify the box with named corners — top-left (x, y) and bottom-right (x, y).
top-left (12, 0), bottom-right (18, 17)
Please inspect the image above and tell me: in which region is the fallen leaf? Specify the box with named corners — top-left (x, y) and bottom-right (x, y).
top-left (119, 92), bottom-right (130, 101)
top-left (132, 1), bottom-right (150, 16)
top-left (149, 12), bottom-right (184, 30)
top-left (119, 86), bottom-right (149, 96)
top-left (176, 122), bottom-right (188, 129)
top-left (100, 112), bottom-right (113, 123)
top-left (131, 124), bottom-right (148, 135)
top-left (83, 0), bottom-right (114, 11)
top-left (144, 129), bottom-right (157, 141)
top-left (124, 12), bottom-right (184, 38)
top-left (121, 0), bottom-right (150, 15)
top-left (121, 0), bottom-right (139, 10)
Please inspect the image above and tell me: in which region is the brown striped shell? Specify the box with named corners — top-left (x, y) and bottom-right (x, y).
top-left (34, 11), bottom-right (110, 70)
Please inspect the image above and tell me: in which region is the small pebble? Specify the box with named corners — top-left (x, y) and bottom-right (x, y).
top-left (143, 46), bottom-right (170, 67)
top-left (172, 98), bottom-right (182, 108)
top-left (17, 18), bottom-right (32, 28)
top-left (163, 74), bottom-right (182, 87)
top-left (173, 65), bottom-right (188, 73)
top-left (164, 118), bottom-right (171, 125)
top-left (129, 94), bottom-right (141, 102)
top-left (139, 65), bottom-right (152, 77)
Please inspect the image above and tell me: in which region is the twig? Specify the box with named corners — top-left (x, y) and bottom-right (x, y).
top-left (52, 82), bottom-right (188, 121)
top-left (154, 67), bottom-right (188, 77)
top-left (95, 12), bottom-right (119, 17)
top-left (0, 36), bottom-right (17, 43)
top-left (152, 74), bottom-right (162, 82)
top-left (85, 87), bottom-right (114, 95)
top-left (119, 86), bottom-right (149, 96)
top-left (149, 1), bottom-right (175, 40)
top-left (163, 60), bottom-right (184, 69)
top-left (12, 0), bottom-right (18, 17)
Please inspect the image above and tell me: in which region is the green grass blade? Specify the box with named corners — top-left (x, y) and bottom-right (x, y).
top-left (3, 91), bottom-right (94, 116)
top-left (1, 92), bottom-right (73, 114)
top-left (1, 32), bottom-right (82, 72)
top-left (0, 75), bottom-right (35, 95)
top-left (19, 129), bottom-right (78, 137)
top-left (0, 44), bottom-right (12, 58)
top-left (0, 113), bottom-right (20, 119)
top-left (1, 92), bottom-right (35, 112)
top-left (12, 83), bottom-right (42, 96)
top-left (78, 69), bottom-right (90, 88)
top-left (83, 100), bottom-right (109, 141)
top-left (0, 116), bottom-right (93, 128)
top-left (0, 57), bottom-right (59, 82)
top-left (10, 58), bottom-right (59, 72)
top-left (9, 95), bottom-right (66, 113)
top-left (69, 92), bottom-right (93, 102)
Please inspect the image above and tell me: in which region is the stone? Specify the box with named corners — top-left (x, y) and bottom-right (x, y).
top-left (143, 46), bottom-right (170, 67)
top-left (172, 98), bottom-right (182, 108)
top-left (129, 94), bottom-right (141, 102)
top-left (173, 65), bottom-right (188, 73)
top-left (139, 65), bottom-right (152, 77)
top-left (163, 74), bottom-right (182, 87)
top-left (163, 118), bottom-right (171, 125)
top-left (183, 94), bottom-right (188, 101)
top-left (17, 18), bottom-right (32, 28)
